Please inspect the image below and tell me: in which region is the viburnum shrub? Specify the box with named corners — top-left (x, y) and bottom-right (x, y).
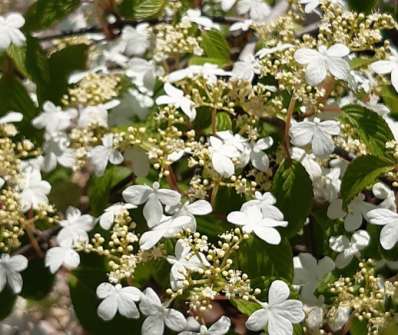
top-left (1, 0), bottom-right (398, 334)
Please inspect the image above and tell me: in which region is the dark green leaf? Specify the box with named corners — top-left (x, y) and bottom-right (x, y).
top-left (231, 299), bottom-right (261, 316)
top-left (341, 155), bottom-right (394, 207)
top-left (0, 287), bottom-right (16, 320)
top-left (350, 318), bottom-right (368, 335)
top-left (24, 0), bottom-right (80, 32)
top-left (272, 160), bottom-right (313, 237)
top-left (119, 0), bottom-right (166, 19)
top-left (348, 0), bottom-right (379, 14)
top-left (6, 44), bottom-right (28, 77)
top-left (381, 85), bottom-right (398, 120)
top-left (341, 104), bottom-right (395, 158)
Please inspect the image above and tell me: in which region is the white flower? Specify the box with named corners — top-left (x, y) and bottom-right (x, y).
top-left (0, 254), bottom-right (28, 294)
top-left (370, 50), bottom-right (398, 93)
top-left (329, 230), bottom-right (370, 268)
top-left (89, 133), bottom-right (124, 176)
top-left (167, 63), bottom-right (230, 84)
top-left (240, 192), bottom-right (285, 222)
top-left (96, 283), bottom-right (141, 321)
top-left (121, 24), bottom-right (151, 56)
top-left (227, 205), bottom-right (288, 245)
top-left (294, 44), bottom-right (350, 86)
top-left (327, 194), bottom-right (374, 232)
top-left (0, 13), bottom-right (25, 50)
top-left (0, 112), bottom-right (23, 124)
top-left (140, 215), bottom-right (193, 250)
top-left (237, 0), bottom-right (271, 22)
top-left (179, 316), bottom-right (231, 335)
top-left (291, 147), bottom-right (322, 180)
top-left (78, 100), bottom-right (119, 128)
top-left (293, 253), bottom-right (335, 303)
top-left (290, 118), bottom-right (340, 156)
top-left (123, 182), bottom-right (181, 227)
top-left (312, 167), bottom-right (341, 203)
top-left (126, 58), bottom-right (159, 95)
top-left (41, 134), bottom-right (75, 172)
top-left (32, 101), bottom-right (77, 134)
top-left (140, 287), bottom-right (187, 335)
top-left (182, 9), bottom-right (219, 30)
top-left (232, 43), bottom-right (260, 82)
top-left (367, 208), bottom-right (398, 250)
top-left (99, 203), bottom-right (136, 230)
top-left (156, 83), bottom-right (196, 120)
top-left (19, 167), bottom-right (51, 212)
top-left (372, 182), bottom-right (396, 211)
top-left (57, 207), bottom-right (94, 246)
top-left (45, 245), bottom-right (80, 273)
top-left (246, 280), bottom-right (305, 334)
top-left (166, 199), bottom-right (212, 221)
top-left (249, 137), bottom-right (273, 171)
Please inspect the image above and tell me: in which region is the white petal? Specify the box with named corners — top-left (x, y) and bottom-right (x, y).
top-left (370, 60), bottom-right (394, 74)
top-left (97, 295), bottom-right (118, 321)
top-left (268, 280), bottom-right (290, 305)
top-left (118, 293), bottom-right (140, 319)
top-left (312, 128), bottom-right (335, 156)
top-left (164, 308), bottom-right (187, 331)
top-left (326, 44), bottom-right (350, 58)
top-left (380, 224), bottom-right (398, 250)
top-left (96, 282), bottom-right (115, 299)
top-left (305, 60), bottom-right (327, 86)
top-left (6, 272), bottom-right (23, 294)
top-left (274, 300), bottom-right (305, 323)
top-left (326, 57), bottom-right (350, 81)
top-left (122, 185), bottom-right (152, 205)
top-left (227, 211), bottom-right (247, 226)
top-left (327, 199), bottom-right (345, 219)
top-left (290, 121), bottom-right (314, 147)
top-left (157, 189), bottom-right (181, 206)
top-left (140, 230), bottom-right (164, 250)
top-left (211, 153), bottom-right (235, 177)
top-left (187, 200), bottom-right (212, 215)
top-left (391, 67), bottom-right (398, 93)
top-left (368, 208), bottom-right (398, 225)
top-left (109, 150), bottom-right (124, 165)
top-left (7, 255), bottom-right (28, 272)
top-left (208, 316), bottom-right (231, 334)
top-left (246, 308), bottom-right (268, 332)
top-left (344, 211), bottom-right (362, 232)
top-left (142, 315), bottom-right (164, 335)
top-left (294, 48), bottom-right (320, 64)
top-left (254, 226), bottom-right (282, 245)
top-left (267, 310), bottom-right (293, 335)
top-left (143, 197), bottom-right (163, 227)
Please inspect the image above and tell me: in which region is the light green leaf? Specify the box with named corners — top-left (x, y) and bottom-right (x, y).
top-left (231, 299), bottom-right (261, 316)
top-left (341, 104), bottom-right (395, 158)
top-left (201, 30), bottom-right (230, 65)
top-left (119, 0), bottom-right (166, 19)
top-left (24, 0), bottom-right (80, 32)
top-left (381, 85), bottom-right (398, 120)
top-left (341, 155), bottom-right (395, 207)
top-left (272, 160), bottom-right (314, 237)
top-left (350, 318), bottom-right (368, 335)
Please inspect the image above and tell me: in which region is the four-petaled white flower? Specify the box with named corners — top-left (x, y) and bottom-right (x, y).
top-left (89, 133), bottom-right (124, 176)
top-left (121, 24), bottom-right (151, 57)
top-left (290, 118), bottom-right (340, 156)
top-left (329, 230), bottom-right (370, 268)
top-left (156, 83), bottom-right (197, 120)
top-left (367, 208), bottom-right (398, 250)
top-left (32, 101), bottom-right (77, 134)
top-left (294, 44), bottom-right (350, 86)
top-left (19, 167), bottom-right (51, 212)
top-left (123, 182), bottom-right (181, 227)
top-left (179, 316), bottom-right (231, 335)
top-left (227, 205), bottom-right (288, 245)
top-left (96, 282), bottom-right (141, 321)
top-left (0, 254), bottom-right (28, 294)
top-left (327, 194), bottom-right (374, 232)
top-left (246, 280), bottom-right (305, 334)
top-left (57, 207), bottom-right (94, 246)
top-left (370, 50), bottom-right (398, 93)
top-left (0, 13), bottom-right (25, 50)
top-left (293, 253), bottom-right (335, 304)
top-left (45, 245), bottom-right (80, 273)
top-left (140, 287), bottom-right (187, 335)
top-left (99, 203), bottom-right (136, 230)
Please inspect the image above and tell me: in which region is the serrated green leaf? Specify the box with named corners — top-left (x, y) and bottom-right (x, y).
top-left (348, 0), bottom-right (379, 13)
top-left (0, 287), bottom-right (16, 321)
top-left (381, 85), bottom-right (398, 120)
top-left (272, 160), bottom-right (313, 237)
top-left (119, 0), bottom-right (166, 19)
top-left (6, 44), bottom-right (28, 77)
top-left (231, 299), bottom-right (261, 316)
top-left (341, 155), bottom-right (395, 207)
top-left (189, 56), bottom-right (229, 66)
top-left (341, 104), bottom-right (395, 158)
top-left (201, 30), bottom-right (230, 64)
top-left (24, 0), bottom-right (80, 32)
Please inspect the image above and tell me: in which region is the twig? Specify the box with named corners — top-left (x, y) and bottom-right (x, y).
top-left (283, 96), bottom-right (297, 160)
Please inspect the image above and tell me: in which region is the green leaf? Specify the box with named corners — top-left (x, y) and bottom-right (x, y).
top-left (0, 287), bottom-right (16, 320)
top-left (201, 30), bottom-right (230, 65)
top-left (341, 104), bottom-right (395, 158)
top-left (189, 56), bottom-right (229, 66)
top-left (6, 44), bottom-right (29, 77)
top-left (88, 166), bottom-right (132, 216)
top-left (231, 299), bottom-right (261, 316)
top-left (350, 318), bottom-right (368, 335)
top-left (272, 160), bottom-right (313, 237)
top-left (20, 258), bottom-right (55, 300)
top-left (341, 155), bottom-right (395, 207)
top-left (119, 0), bottom-right (166, 19)
top-left (381, 85), bottom-right (398, 120)
top-left (216, 112), bottom-right (232, 131)
top-left (348, 0), bottom-right (379, 14)
top-left (24, 0), bottom-right (80, 32)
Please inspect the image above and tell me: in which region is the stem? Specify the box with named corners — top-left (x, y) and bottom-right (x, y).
top-left (283, 96), bottom-right (297, 160)
top-left (210, 181), bottom-right (220, 209)
top-left (165, 165), bottom-right (181, 192)
top-left (211, 108), bottom-right (217, 134)
top-left (25, 224), bottom-right (44, 258)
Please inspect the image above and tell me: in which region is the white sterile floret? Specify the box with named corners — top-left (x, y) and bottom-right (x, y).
top-left (291, 147), bottom-right (322, 180)
top-left (329, 230), bottom-right (370, 268)
top-left (99, 203), bottom-right (136, 230)
top-left (0, 254), bottom-right (28, 294)
top-left (241, 191), bottom-right (285, 222)
top-left (0, 13), bottom-right (26, 50)
top-left (140, 215), bottom-right (193, 250)
top-left (45, 245), bottom-right (80, 273)
top-left (246, 280), bottom-right (305, 335)
top-left (237, 0), bottom-right (271, 23)
top-left (179, 316), bottom-right (231, 335)
top-left (372, 182), bottom-right (396, 211)
top-left (167, 63), bottom-right (231, 84)
top-left (227, 205), bottom-right (287, 245)
top-left (0, 112), bottom-right (23, 124)
top-left (89, 133), bottom-right (124, 176)
top-left (249, 137), bottom-right (273, 172)
top-left (181, 9), bottom-right (219, 30)
top-left (294, 44), bottom-right (350, 86)
top-left (19, 167), bottom-right (51, 212)
top-left (156, 83), bottom-right (197, 120)
top-left (96, 282), bottom-right (141, 321)
top-left (120, 24), bottom-right (151, 57)
top-left (290, 118), bottom-right (340, 156)
top-left (122, 181), bottom-right (181, 227)
top-left (370, 49), bottom-right (398, 93)
top-left (367, 208), bottom-right (398, 250)
top-left (41, 134), bottom-right (75, 172)
top-left (140, 287), bottom-right (187, 335)
top-left (231, 43), bottom-right (260, 82)
top-left (327, 194), bottom-right (374, 232)
top-left (126, 58), bottom-right (159, 95)
top-left (78, 100), bottom-right (119, 128)
top-left (57, 206), bottom-right (94, 246)
top-left (293, 253), bottom-right (335, 304)
top-left (32, 101), bottom-right (77, 134)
